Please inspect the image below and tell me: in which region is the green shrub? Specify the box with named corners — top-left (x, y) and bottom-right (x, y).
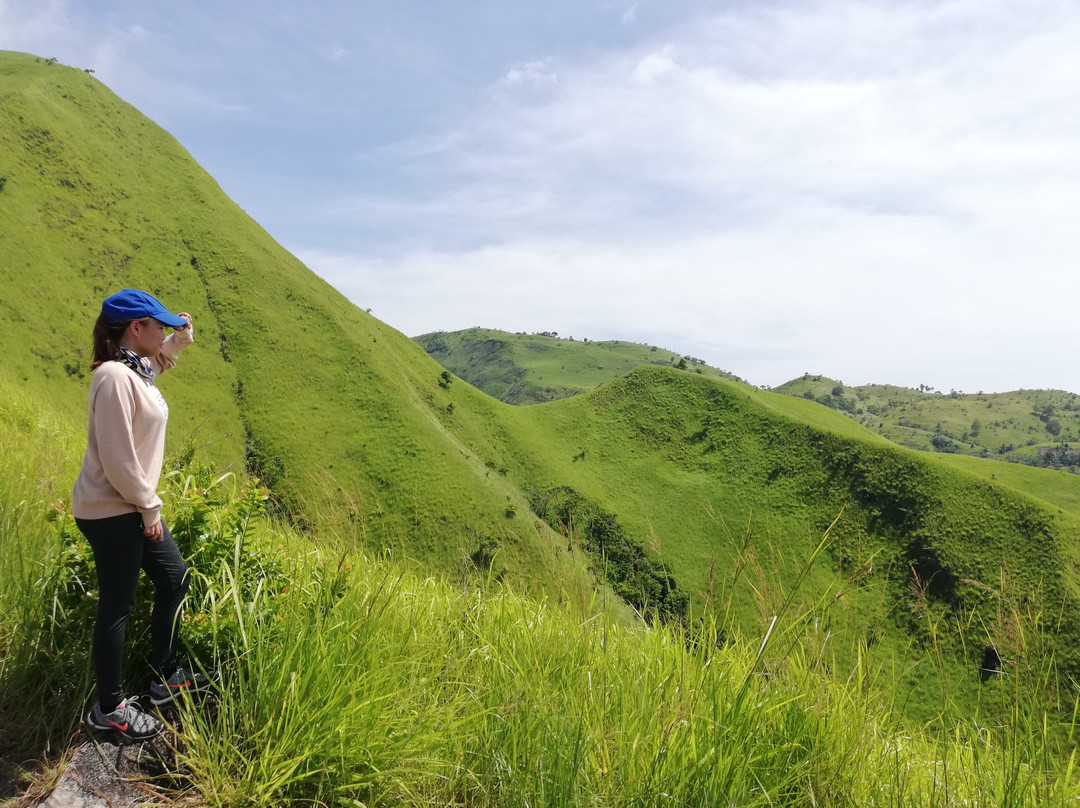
top-left (0, 461), bottom-right (294, 756)
top-left (529, 485), bottom-right (688, 623)
top-left (164, 465), bottom-right (291, 664)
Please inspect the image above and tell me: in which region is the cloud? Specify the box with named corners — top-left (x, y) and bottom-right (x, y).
top-left (630, 46), bottom-right (677, 83)
top-left (6, 0), bottom-right (1080, 391)
top-left (307, 0), bottom-right (1080, 391)
top-left (300, 197), bottom-right (1070, 393)
top-left (499, 60), bottom-right (558, 92)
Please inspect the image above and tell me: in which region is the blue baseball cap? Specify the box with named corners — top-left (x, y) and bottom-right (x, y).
top-left (101, 289), bottom-right (187, 328)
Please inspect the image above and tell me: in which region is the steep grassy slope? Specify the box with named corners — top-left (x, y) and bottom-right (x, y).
top-left (6, 51), bottom-right (1080, 726)
top-left (416, 327), bottom-right (740, 403)
top-left (0, 51), bottom-right (589, 594)
top-left (484, 367), bottom-right (1080, 718)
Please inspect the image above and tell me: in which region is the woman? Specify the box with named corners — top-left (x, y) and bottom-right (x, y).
top-left (73, 288), bottom-right (209, 741)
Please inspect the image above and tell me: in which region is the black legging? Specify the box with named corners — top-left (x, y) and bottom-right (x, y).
top-left (76, 512), bottom-right (190, 712)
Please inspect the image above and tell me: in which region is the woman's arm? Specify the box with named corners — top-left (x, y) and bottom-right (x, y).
top-left (151, 312), bottom-right (194, 376)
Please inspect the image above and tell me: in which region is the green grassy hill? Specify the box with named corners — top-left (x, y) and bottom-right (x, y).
top-left (5, 48), bottom-right (1080, 743)
top-left (415, 327), bottom-right (741, 404)
top-left (774, 374), bottom-right (1080, 469)
top-left (4, 428), bottom-right (1075, 806)
top-left (501, 369), bottom-right (1080, 709)
top-left (419, 329), bottom-right (1080, 482)
top-left (0, 50), bottom-right (590, 596)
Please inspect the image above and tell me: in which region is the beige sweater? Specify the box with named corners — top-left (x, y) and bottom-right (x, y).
top-left (72, 327), bottom-right (194, 527)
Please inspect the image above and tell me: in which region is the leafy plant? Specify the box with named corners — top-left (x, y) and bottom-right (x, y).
top-left (0, 459), bottom-right (293, 758)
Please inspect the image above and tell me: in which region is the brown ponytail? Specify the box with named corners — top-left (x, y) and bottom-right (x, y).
top-left (90, 314), bottom-right (130, 367)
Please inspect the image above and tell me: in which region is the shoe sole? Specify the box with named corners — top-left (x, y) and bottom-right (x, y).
top-left (85, 714), bottom-right (162, 743)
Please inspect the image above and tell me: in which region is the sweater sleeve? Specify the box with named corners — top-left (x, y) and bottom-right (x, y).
top-left (91, 371), bottom-right (164, 526)
top-left (151, 320), bottom-right (195, 376)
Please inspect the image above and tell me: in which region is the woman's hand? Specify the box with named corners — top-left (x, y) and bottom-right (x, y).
top-left (144, 521), bottom-right (164, 541)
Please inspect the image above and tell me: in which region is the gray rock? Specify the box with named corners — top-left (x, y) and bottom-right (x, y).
top-left (35, 731), bottom-right (178, 808)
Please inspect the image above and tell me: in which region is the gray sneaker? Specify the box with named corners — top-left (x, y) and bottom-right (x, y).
top-left (149, 665), bottom-right (213, 706)
top-left (86, 698), bottom-right (163, 742)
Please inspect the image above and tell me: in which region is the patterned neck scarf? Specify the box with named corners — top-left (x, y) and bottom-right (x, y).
top-left (117, 347), bottom-right (156, 381)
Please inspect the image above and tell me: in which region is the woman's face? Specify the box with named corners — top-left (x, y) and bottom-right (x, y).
top-left (128, 318), bottom-right (167, 357)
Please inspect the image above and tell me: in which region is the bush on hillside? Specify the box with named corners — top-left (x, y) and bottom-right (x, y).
top-left (469, 533), bottom-right (501, 571)
top-left (243, 429), bottom-right (287, 493)
top-left (931, 434), bottom-right (958, 453)
top-left (1036, 443), bottom-right (1080, 471)
top-left (164, 465), bottom-right (291, 662)
top-left (528, 486), bottom-right (688, 623)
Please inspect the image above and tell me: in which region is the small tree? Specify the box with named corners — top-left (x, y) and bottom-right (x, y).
top-left (931, 434), bottom-right (957, 453)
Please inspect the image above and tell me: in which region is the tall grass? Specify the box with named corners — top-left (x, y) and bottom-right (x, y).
top-left (165, 505), bottom-right (1080, 807)
top-left (2, 402), bottom-right (1079, 805)
top-left (0, 382), bottom-right (85, 759)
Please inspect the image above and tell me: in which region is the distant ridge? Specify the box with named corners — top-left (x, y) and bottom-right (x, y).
top-left (415, 327), bottom-right (741, 405)
top-left (774, 374), bottom-right (1080, 470)
top-left (418, 328), bottom-right (1080, 475)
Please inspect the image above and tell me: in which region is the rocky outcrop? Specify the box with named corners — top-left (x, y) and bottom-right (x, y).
top-left (35, 732), bottom-right (177, 808)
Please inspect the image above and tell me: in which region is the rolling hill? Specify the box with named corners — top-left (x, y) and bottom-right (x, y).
top-left (5, 49), bottom-right (1080, 731)
top-left (415, 327), bottom-right (741, 404)
top-left (775, 373), bottom-right (1080, 469)
top-left (418, 328), bottom-right (1080, 480)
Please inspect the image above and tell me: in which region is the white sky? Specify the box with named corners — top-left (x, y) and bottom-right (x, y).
top-left (3, 0), bottom-right (1079, 393)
